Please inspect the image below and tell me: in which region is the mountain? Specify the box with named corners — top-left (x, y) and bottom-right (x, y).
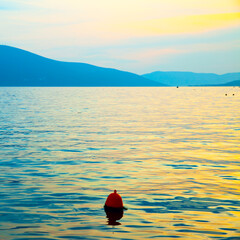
top-left (0, 45), bottom-right (164, 87)
top-left (142, 71), bottom-right (240, 86)
top-left (218, 80), bottom-right (240, 86)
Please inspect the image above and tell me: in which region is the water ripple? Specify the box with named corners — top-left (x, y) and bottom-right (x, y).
top-left (0, 87), bottom-right (239, 240)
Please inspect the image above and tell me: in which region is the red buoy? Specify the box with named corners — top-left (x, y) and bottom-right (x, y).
top-left (105, 190), bottom-right (124, 209)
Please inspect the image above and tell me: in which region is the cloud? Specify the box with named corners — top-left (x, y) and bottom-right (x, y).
top-left (0, 1), bottom-right (18, 10)
top-left (118, 48), bottom-right (185, 63)
top-left (0, 0), bottom-right (239, 74)
top-left (114, 12), bottom-right (240, 36)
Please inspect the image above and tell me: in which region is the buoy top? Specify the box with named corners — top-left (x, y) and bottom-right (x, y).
top-left (105, 190), bottom-right (123, 208)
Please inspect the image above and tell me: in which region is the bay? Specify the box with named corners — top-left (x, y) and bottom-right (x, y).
top-left (0, 87), bottom-right (239, 240)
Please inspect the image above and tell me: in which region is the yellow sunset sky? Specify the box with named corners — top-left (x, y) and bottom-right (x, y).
top-left (0, 0), bottom-right (240, 73)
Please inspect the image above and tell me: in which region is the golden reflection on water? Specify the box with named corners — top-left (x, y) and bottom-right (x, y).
top-left (0, 87), bottom-right (239, 239)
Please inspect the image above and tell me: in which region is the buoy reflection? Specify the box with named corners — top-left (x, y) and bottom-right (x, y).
top-left (104, 206), bottom-right (124, 225)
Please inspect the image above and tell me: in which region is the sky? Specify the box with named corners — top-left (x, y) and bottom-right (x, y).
top-left (0, 0), bottom-right (240, 74)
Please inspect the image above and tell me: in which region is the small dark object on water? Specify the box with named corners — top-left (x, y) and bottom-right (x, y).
top-left (225, 94), bottom-right (227, 96)
top-left (233, 94), bottom-right (235, 96)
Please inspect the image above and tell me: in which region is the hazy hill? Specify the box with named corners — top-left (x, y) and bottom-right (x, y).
top-left (0, 45), bottom-right (164, 87)
top-left (218, 80), bottom-right (240, 86)
top-left (142, 71), bottom-right (240, 86)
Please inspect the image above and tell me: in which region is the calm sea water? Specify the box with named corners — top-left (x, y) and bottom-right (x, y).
top-left (0, 87), bottom-right (240, 240)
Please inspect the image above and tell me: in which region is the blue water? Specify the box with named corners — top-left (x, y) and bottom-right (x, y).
top-left (0, 87), bottom-right (240, 240)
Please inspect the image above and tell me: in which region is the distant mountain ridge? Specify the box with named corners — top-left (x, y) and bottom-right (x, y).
top-left (142, 71), bottom-right (240, 86)
top-left (1, 45), bottom-right (239, 87)
top-left (0, 45), bottom-right (164, 87)
top-left (217, 80), bottom-right (240, 86)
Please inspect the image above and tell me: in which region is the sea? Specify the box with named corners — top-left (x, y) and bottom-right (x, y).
top-left (0, 87), bottom-right (239, 240)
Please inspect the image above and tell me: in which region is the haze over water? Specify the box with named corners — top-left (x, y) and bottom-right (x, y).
top-left (0, 87), bottom-right (239, 240)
